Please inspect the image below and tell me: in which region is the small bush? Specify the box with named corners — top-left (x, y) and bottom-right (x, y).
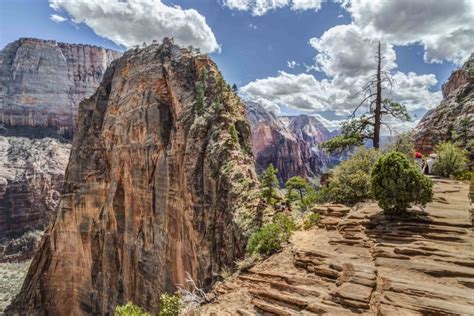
top-left (247, 213), bottom-right (296, 256)
top-left (303, 213), bottom-right (321, 230)
top-left (371, 152), bottom-right (433, 212)
top-left (432, 142), bottom-right (468, 177)
top-left (385, 132), bottom-right (415, 160)
top-left (455, 170), bottom-right (473, 181)
top-left (115, 303), bottom-right (151, 316)
top-left (159, 293), bottom-right (182, 316)
top-left (325, 148), bottom-right (382, 205)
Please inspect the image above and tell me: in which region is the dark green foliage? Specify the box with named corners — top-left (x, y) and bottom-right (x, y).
top-left (433, 142), bottom-right (468, 177)
top-left (247, 213), bottom-right (296, 256)
top-left (325, 148), bottom-right (382, 205)
top-left (232, 83), bottom-right (238, 92)
top-left (285, 176), bottom-right (309, 201)
top-left (455, 117), bottom-right (472, 148)
top-left (371, 152), bottom-right (433, 212)
top-left (115, 303), bottom-right (151, 316)
top-left (303, 213), bottom-right (321, 230)
top-left (260, 164), bottom-right (279, 204)
top-left (159, 293), bottom-right (182, 316)
top-left (229, 124), bottom-right (239, 144)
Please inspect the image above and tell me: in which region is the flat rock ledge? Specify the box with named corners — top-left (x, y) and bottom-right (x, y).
top-left (196, 179), bottom-right (474, 315)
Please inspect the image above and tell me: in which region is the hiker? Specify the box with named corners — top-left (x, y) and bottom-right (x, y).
top-left (415, 152), bottom-right (424, 171)
top-left (425, 153), bottom-right (437, 175)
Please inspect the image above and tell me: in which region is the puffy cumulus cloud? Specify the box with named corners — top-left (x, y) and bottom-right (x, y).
top-left (48, 0), bottom-right (220, 53)
top-left (222, 0), bottom-right (323, 16)
top-left (312, 114), bottom-right (346, 131)
top-left (340, 0), bottom-right (474, 64)
top-left (309, 24), bottom-right (397, 78)
top-left (50, 14), bottom-right (67, 23)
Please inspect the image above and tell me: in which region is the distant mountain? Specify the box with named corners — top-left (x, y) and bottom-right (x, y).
top-left (246, 102), bottom-right (341, 184)
top-left (414, 53), bottom-right (473, 162)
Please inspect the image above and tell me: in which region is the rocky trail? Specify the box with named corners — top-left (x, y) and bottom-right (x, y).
top-left (197, 179), bottom-right (474, 315)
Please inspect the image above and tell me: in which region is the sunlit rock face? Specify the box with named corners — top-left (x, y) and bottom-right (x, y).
top-left (415, 54), bottom-right (474, 159)
top-left (0, 37), bottom-right (120, 138)
top-left (7, 39), bottom-right (261, 315)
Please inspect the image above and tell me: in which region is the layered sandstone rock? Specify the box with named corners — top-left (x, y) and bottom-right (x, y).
top-left (415, 54), bottom-right (473, 156)
top-left (198, 179), bottom-right (474, 315)
top-left (0, 136), bottom-right (70, 262)
top-left (7, 39), bottom-right (260, 315)
top-left (0, 38), bottom-right (120, 138)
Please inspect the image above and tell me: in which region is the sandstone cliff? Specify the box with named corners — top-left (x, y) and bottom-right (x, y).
top-left (7, 39), bottom-right (260, 315)
top-left (198, 179), bottom-right (474, 314)
top-left (0, 136), bottom-right (70, 262)
top-left (0, 38), bottom-right (120, 138)
top-left (415, 54), bottom-right (473, 157)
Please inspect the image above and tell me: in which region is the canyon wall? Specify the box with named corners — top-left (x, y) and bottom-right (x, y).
top-left (7, 39), bottom-right (260, 315)
top-left (0, 38), bottom-right (120, 138)
top-left (415, 54), bottom-right (473, 159)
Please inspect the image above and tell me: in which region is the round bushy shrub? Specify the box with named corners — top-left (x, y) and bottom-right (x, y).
top-left (371, 152), bottom-right (433, 212)
top-left (432, 142), bottom-right (468, 178)
top-left (115, 302), bottom-right (150, 316)
top-left (325, 148), bottom-right (382, 205)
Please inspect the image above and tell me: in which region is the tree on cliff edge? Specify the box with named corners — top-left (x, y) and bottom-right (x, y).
top-left (321, 42), bottom-right (410, 153)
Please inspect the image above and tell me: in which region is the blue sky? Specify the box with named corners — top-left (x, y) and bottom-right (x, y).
top-left (1, 0), bottom-right (472, 130)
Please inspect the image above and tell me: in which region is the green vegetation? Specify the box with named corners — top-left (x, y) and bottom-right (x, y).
top-left (385, 131), bottom-right (415, 160)
top-left (324, 148), bottom-right (382, 205)
top-left (260, 164), bottom-right (279, 204)
top-left (285, 176), bottom-right (309, 201)
top-left (159, 293), bottom-right (182, 316)
top-left (229, 124), bottom-right (239, 144)
top-left (247, 213), bottom-right (296, 256)
top-left (285, 176), bottom-right (322, 211)
top-left (193, 69), bottom-right (208, 115)
top-left (432, 142), bottom-right (468, 178)
top-left (303, 212), bottom-right (321, 230)
top-left (371, 152), bottom-right (433, 212)
top-left (115, 303), bottom-right (151, 316)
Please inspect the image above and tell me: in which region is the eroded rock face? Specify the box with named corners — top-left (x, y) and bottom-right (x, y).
top-left (0, 38), bottom-right (120, 138)
top-left (198, 179), bottom-right (474, 315)
top-left (247, 103), bottom-right (333, 184)
top-left (415, 54), bottom-right (474, 156)
top-left (7, 40), bottom-right (260, 315)
top-left (0, 136), bottom-right (70, 262)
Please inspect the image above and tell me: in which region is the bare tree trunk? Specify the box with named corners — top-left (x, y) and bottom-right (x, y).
top-left (373, 41), bottom-right (382, 149)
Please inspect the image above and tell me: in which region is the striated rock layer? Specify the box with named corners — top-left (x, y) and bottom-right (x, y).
top-left (0, 38), bottom-right (120, 138)
top-left (0, 136), bottom-right (70, 262)
top-left (7, 39), bottom-right (260, 315)
top-left (415, 54), bottom-right (473, 157)
top-left (198, 179), bottom-right (474, 315)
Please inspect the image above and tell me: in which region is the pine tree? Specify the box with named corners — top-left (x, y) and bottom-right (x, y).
top-left (260, 164), bottom-right (279, 203)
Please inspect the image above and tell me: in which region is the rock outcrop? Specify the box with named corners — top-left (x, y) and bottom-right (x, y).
top-left (198, 179), bottom-right (474, 315)
top-left (415, 54), bottom-right (473, 156)
top-left (247, 103), bottom-right (333, 184)
top-left (0, 38), bottom-right (120, 138)
top-left (7, 39), bottom-right (260, 315)
top-left (0, 136), bottom-right (70, 262)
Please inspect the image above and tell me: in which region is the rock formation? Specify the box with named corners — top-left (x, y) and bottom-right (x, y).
top-left (247, 102), bottom-right (334, 184)
top-left (0, 37), bottom-right (120, 138)
top-left (7, 39), bottom-right (260, 315)
top-left (0, 137), bottom-right (70, 262)
top-left (415, 54), bottom-right (473, 157)
top-left (198, 179), bottom-right (474, 315)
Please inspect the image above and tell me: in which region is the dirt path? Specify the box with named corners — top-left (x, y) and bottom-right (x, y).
top-left (196, 179), bottom-right (474, 315)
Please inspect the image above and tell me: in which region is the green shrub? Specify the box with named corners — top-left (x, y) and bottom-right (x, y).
top-left (371, 152), bottom-right (433, 212)
top-left (385, 132), bottom-right (415, 160)
top-left (115, 303), bottom-right (151, 316)
top-left (303, 213), bottom-right (321, 230)
top-left (325, 148), bottom-right (382, 205)
top-left (432, 142), bottom-right (468, 177)
top-left (455, 170), bottom-right (473, 181)
top-left (159, 293), bottom-right (182, 316)
top-left (247, 213), bottom-right (296, 256)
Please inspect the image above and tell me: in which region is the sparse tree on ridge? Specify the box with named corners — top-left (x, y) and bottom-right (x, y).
top-left (260, 164), bottom-right (279, 204)
top-left (321, 41), bottom-right (410, 153)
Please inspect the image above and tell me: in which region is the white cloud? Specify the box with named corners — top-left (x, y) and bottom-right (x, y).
top-left (340, 0), bottom-right (474, 64)
top-left (222, 0), bottom-right (323, 16)
top-left (287, 60), bottom-right (298, 68)
top-left (49, 0), bottom-right (220, 53)
top-left (309, 24), bottom-right (397, 78)
top-left (49, 14), bottom-right (67, 23)
top-left (312, 114), bottom-right (345, 131)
